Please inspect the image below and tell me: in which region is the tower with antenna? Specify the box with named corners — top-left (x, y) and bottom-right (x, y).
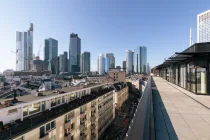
top-left (190, 27), bottom-right (192, 46)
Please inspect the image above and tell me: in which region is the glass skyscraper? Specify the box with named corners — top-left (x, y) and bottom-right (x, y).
top-left (69, 33), bottom-right (81, 73)
top-left (134, 46), bottom-right (147, 74)
top-left (59, 51), bottom-right (68, 73)
top-left (126, 50), bottom-right (134, 74)
top-left (16, 23), bottom-right (33, 71)
top-left (106, 53), bottom-right (115, 68)
top-left (80, 52), bottom-right (91, 74)
top-left (98, 54), bottom-right (105, 75)
top-left (44, 38), bottom-right (58, 74)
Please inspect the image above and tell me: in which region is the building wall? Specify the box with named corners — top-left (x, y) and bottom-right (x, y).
top-left (109, 71), bottom-right (126, 82)
top-left (197, 10), bottom-right (210, 43)
top-left (10, 85), bottom-right (115, 140)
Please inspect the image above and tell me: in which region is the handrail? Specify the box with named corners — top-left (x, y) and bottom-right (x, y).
top-left (124, 76), bottom-right (155, 140)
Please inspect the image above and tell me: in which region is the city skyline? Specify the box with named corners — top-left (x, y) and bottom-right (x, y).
top-left (0, 1), bottom-right (210, 72)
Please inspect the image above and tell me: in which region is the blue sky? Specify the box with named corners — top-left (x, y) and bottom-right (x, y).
top-left (0, 0), bottom-right (210, 72)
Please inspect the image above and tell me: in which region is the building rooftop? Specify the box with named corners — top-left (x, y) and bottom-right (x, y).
top-left (0, 83), bottom-right (103, 108)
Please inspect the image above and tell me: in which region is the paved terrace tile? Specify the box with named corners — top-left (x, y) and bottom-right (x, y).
top-left (153, 77), bottom-right (210, 140)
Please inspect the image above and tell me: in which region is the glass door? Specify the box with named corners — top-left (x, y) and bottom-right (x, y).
top-left (190, 68), bottom-right (196, 93)
top-left (196, 68), bottom-right (207, 94)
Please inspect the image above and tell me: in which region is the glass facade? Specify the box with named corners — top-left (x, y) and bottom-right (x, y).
top-left (81, 52), bottom-right (90, 74)
top-left (69, 33), bottom-right (81, 73)
top-left (44, 38), bottom-right (58, 74)
top-left (126, 50), bottom-right (134, 74)
top-left (106, 53), bottom-right (115, 68)
top-left (159, 59), bottom-right (208, 95)
top-left (134, 46), bottom-right (147, 74)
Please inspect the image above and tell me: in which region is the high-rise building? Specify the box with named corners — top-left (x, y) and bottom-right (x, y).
top-left (80, 52), bottom-right (91, 74)
top-left (126, 50), bottom-right (134, 75)
top-left (106, 53), bottom-right (115, 68)
top-left (16, 23), bottom-right (33, 71)
top-left (105, 57), bottom-right (110, 73)
top-left (69, 33), bottom-right (81, 73)
top-left (197, 10), bottom-right (210, 43)
top-left (64, 51), bottom-right (68, 72)
top-left (59, 54), bottom-right (65, 73)
top-left (147, 63), bottom-right (150, 74)
top-left (44, 38), bottom-right (58, 74)
top-left (134, 46), bottom-right (147, 73)
top-left (98, 54), bottom-right (105, 75)
top-left (122, 60), bottom-right (126, 71)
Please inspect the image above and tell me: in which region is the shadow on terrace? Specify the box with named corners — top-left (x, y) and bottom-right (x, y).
top-left (151, 77), bottom-right (178, 140)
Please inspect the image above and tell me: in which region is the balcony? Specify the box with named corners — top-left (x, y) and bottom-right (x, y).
top-left (91, 107), bottom-right (96, 112)
top-left (80, 124), bottom-right (87, 133)
top-left (91, 133), bottom-right (96, 140)
top-left (64, 133), bottom-right (71, 140)
top-left (80, 133), bottom-right (87, 140)
top-left (91, 116), bottom-right (96, 122)
top-left (91, 124), bottom-right (96, 131)
top-left (80, 111), bottom-right (86, 118)
top-left (39, 133), bottom-right (49, 140)
top-left (64, 120), bottom-right (71, 129)
top-left (91, 102), bottom-right (96, 107)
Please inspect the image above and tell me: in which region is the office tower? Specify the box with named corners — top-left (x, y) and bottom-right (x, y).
top-left (44, 38), bottom-right (58, 74)
top-left (197, 10), bottom-right (210, 43)
top-left (105, 57), bottom-right (110, 73)
top-left (126, 50), bottom-right (134, 75)
top-left (59, 54), bottom-right (65, 73)
top-left (80, 52), bottom-right (91, 74)
top-left (122, 60), bottom-right (126, 71)
top-left (98, 54), bottom-right (105, 75)
top-left (106, 53), bottom-right (115, 68)
top-left (16, 23), bottom-right (33, 71)
top-left (147, 63), bottom-right (150, 74)
top-left (64, 51), bottom-right (68, 72)
top-left (134, 46), bottom-right (147, 74)
top-left (69, 33), bottom-right (81, 73)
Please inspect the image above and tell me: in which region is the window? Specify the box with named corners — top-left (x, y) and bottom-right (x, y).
top-left (51, 121), bottom-right (55, 129)
top-left (8, 108), bottom-right (18, 115)
top-left (23, 106), bottom-right (28, 117)
top-left (51, 98), bottom-right (57, 107)
top-left (45, 120), bottom-right (55, 133)
top-left (46, 123), bottom-right (50, 132)
top-left (40, 126), bottom-right (45, 138)
top-left (29, 102), bottom-right (41, 115)
top-left (71, 123), bottom-right (74, 129)
top-left (57, 97), bottom-right (61, 105)
top-left (62, 96), bottom-right (65, 103)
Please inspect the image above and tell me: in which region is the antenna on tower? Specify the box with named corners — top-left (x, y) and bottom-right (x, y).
top-left (190, 27), bottom-right (192, 46)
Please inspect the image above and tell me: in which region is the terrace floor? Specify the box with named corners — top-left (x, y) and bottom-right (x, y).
top-left (153, 77), bottom-right (210, 140)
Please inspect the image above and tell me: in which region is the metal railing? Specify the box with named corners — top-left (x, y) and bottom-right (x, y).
top-left (124, 76), bottom-right (155, 140)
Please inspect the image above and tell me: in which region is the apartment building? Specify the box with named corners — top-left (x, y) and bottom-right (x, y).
top-left (0, 83), bottom-right (116, 140)
top-left (108, 68), bottom-right (126, 82)
top-left (113, 82), bottom-right (129, 112)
